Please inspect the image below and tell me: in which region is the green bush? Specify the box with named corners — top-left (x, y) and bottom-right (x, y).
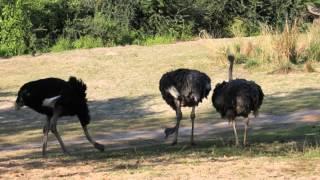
top-left (229, 18), bottom-right (248, 37)
top-left (0, 46), bottom-right (9, 57)
top-left (51, 38), bottom-right (73, 52)
top-left (302, 24), bottom-right (320, 63)
top-left (0, 0), bottom-right (31, 56)
top-left (244, 59), bottom-right (260, 69)
top-left (141, 35), bottom-right (176, 46)
top-left (73, 36), bottom-right (103, 49)
top-left (0, 0), bottom-right (312, 56)
top-left (307, 40), bottom-right (320, 62)
top-left (229, 18), bottom-right (261, 37)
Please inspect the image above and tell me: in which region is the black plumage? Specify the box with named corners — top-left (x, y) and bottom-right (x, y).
top-left (159, 68), bottom-right (211, 145)
top-left (15, 76), bottom-right (104, 156)
top-left (212, 54), bottom-right (264, 146)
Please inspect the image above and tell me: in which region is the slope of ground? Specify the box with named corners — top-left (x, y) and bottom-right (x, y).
top-left (0, 38), bottom-right (320, 179)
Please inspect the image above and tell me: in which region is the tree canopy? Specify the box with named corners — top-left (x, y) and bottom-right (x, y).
top-left (0, 0), bottom-right (317, 56)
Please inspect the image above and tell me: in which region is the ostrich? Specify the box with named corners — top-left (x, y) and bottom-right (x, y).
top-left (159, 68), bottom-right (211, 145)
top-left (15, 76), bottom-right (104, 156)
top-left (212, 54), bottom-right (264, 146)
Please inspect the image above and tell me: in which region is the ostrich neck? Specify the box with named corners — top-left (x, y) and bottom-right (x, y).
top-left (228, 61), bottom-right (233, 81)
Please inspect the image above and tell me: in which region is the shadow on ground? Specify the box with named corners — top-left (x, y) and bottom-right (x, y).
top-left (0, 95), bottom-right (159, 144)
top-left (262, 88), bottom-right (320, 114)
top-left (0, 87), bottom-right (319, 167)
top-left (1, 123), bottom-right (320, 175)
top-left (90, 95), bottom-right (157, 121)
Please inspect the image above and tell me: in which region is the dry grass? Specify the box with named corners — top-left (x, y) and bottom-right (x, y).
top-left (218, 22), bottom-right (320, 72)
top-left (0, 38), bottom-right (320, 179)
top-left (1, 146), bottom-right (320, 179)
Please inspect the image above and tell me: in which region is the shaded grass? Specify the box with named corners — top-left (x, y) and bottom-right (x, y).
top-left (262, 88), bottom-right (320, 114)
top-left (0, 87), bottom-right (319, 146)
top-left (2, 124), bottom-right (320, 166)
top-left (1, 111), bottom-right (320, 161)
top-left (1, 80), bottom-right (320, 156)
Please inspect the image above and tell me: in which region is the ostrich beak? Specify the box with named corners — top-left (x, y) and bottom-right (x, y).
top-left (14, 102), bottom-right (22, 110)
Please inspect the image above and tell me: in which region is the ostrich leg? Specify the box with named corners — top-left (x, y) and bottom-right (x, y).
top-left (172, 103), bottom-right (182, 145)
top-left (232, 120), bottom-right (239, 146)
top-left (164, 100), bottom-right (182, 145)
top-left (243, 117), bottom-right (250, 146)
top-left (42, 116), bottom-right (51, 157)
top-left (50, 110), bottom-right (69, 154)
top-left (190, 107), bottom-right (196, 146)
top-left (82, 125), bottom-right (104, 151)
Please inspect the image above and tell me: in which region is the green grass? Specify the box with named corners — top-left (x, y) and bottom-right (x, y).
top-left (73, 35), bottom-right (104, 49)
top-left (244, 58), bottom-right (260, 69)
top-left (307, 40), bottom-right (320, 62)
top-left (141, 35), bottom-right (177, 46)
top-left (50, 37), bottom-right (74, 52)
top-left (51, 36), bottom-right (104, 53)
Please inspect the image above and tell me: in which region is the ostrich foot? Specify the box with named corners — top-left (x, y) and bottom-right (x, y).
top-left (164, 127), bottom-right (176, 138)
top-left (171, 141), bottom-right (177, 146)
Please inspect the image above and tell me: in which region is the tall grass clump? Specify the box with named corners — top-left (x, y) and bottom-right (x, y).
top-left (73, 36), bottom-right (104, 49)
top-left (141, 34), bottom-right (177, 46)
top-left (306, 24), bottom-right (320, 62)
top-left (273, 20), bottom-right (300, 65)
top-left (221, 20), bottom-right (309, 72)
top-left (51, 38), bottom-right (73, 52)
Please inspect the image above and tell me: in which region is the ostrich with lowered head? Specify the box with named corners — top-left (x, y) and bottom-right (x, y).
top-left (15, 76), bottom-right (104, 156)
top-left (159, 68), bottom-right (211, 145)
top-left (212, 54), bottom-right (264, 146)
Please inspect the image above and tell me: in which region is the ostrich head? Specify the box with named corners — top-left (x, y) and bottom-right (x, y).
top-left (15, 95), bottom-right (24, 110)
top-left (15, 87), bottom-right (28, 110)
top-left (227, 53), bottom-right (235, 81)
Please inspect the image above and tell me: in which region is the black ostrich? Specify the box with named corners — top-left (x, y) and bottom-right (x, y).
top-left (159, 68), bottom-right (211, 145)
top-left (212, 54), bottom-right (264, 146)
top-left (15, 77), bottom-right (104, 156)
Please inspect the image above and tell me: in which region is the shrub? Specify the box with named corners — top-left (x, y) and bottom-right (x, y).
top-left (244, 59), bottom-right (260, 69)
top-left (306, 39), bottom-right (320, 62)
top-left (273, 21), bottom-right (300, 64)
top-left (0, 0), bottom-right (31, 56)
top-left (141, 34), bottom-right (176, 46)
top-left (230, 18), bottom-right (247, 37)
top-left (306, 24), bottom-right (320, 62)
top-left (0, 46), bottom-right (9, 57)
top-left (221, 21), bottom-right (304, 71)
top-left (51, 38), bottom-right (73, 52)
top-left (73, 36), bottom-right (103, 49)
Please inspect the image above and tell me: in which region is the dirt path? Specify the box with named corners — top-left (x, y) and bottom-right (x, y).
top-left (1, 108), bottom-right (319, 152)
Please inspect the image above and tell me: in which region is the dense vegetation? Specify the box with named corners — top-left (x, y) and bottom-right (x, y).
top-left (0, 0), bottom-right (319, 56)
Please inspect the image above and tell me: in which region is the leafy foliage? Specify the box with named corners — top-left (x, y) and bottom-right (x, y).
top-left (0, 0), bottom-right (314, 56)
top-left (0, 0), bottom-right (32, 56)
top-left (50, 37), bottom-right (73, 52)
top-left (73, 35), bottom-right (103, 49)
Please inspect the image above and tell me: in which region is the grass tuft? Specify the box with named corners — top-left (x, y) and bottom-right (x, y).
top-left (51, 38), bottom-right (74, 52)
top-left (141, 35), bottom-right (177, 46)
top-left (218, 20), bottom-right (320, 72)
top-left (73, 36), bottom-right (104, 49)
